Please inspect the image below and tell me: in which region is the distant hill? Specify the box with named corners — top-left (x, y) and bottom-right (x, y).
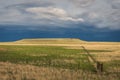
top-left (15, 38), bottom-right (86, 44)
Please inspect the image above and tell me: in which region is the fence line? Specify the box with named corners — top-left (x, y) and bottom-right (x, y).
top-left (81, 46), bottom-right (103, 73)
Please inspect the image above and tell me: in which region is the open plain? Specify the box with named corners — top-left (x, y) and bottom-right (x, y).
top-left (0, 38), bottom-right (120, 80)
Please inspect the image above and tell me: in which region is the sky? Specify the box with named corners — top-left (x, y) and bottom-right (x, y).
top-left (0, 0), bottom-right (120, 42)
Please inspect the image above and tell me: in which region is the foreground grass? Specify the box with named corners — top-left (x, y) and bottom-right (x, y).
top-left (0, 62), bottom-right (119, 80)
top-left (0, 45), bottom-right (119, 80)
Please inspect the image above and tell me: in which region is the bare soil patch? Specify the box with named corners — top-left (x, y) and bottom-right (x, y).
top-left (0, 48), bottom-right (7, 51)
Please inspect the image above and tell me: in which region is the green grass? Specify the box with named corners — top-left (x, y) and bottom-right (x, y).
top-left (104, 60), bottom-right (120, 70)
top-left (0, 45), bottom-right (110, 71)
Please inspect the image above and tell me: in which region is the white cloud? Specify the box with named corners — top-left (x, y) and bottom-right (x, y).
top-left (26, 7), bottom-right (84, 22)
top-left (60, 17), bottom-right (84, 22)
top-left (26, 7), bottom-right (67, 18)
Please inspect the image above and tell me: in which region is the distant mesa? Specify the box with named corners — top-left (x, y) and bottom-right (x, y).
top-left (15, 38), bottom-right (86, 44)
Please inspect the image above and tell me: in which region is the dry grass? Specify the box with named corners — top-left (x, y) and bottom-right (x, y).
top-left (64, 42), bottom-right (120, 62)
top-left (0, 62), bottom-right (119, 80)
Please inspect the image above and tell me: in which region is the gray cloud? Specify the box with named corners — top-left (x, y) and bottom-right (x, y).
top-left (112, 3), bottom-right (120, 9)
top-left (69, 0), bottom-right (95, 7)
top-left (0, 0), bottom-right (120, 30)
top-left (5, 1), bottom-right (54, 9)
top-left (107, 0), bottom-right (120, 9)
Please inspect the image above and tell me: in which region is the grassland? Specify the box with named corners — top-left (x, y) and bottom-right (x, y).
top-left (0, 38), bottom-right (120, 80)
top-left (0, 45), bottom-right (96, 70)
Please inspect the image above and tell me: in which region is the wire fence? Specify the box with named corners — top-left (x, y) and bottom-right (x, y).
top-left (81, 46), bottom-right (120, 79)
top-left (81, 46), bottom-right (103, 73)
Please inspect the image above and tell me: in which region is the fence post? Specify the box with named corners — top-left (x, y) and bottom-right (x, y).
top-left (96, 62), bottom-right (103, 73)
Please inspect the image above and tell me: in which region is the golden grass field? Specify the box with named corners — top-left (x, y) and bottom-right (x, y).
top-left (0, 38), bottom-right (120, 80)
top-left (1, 38), bottom-right (119, 62)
